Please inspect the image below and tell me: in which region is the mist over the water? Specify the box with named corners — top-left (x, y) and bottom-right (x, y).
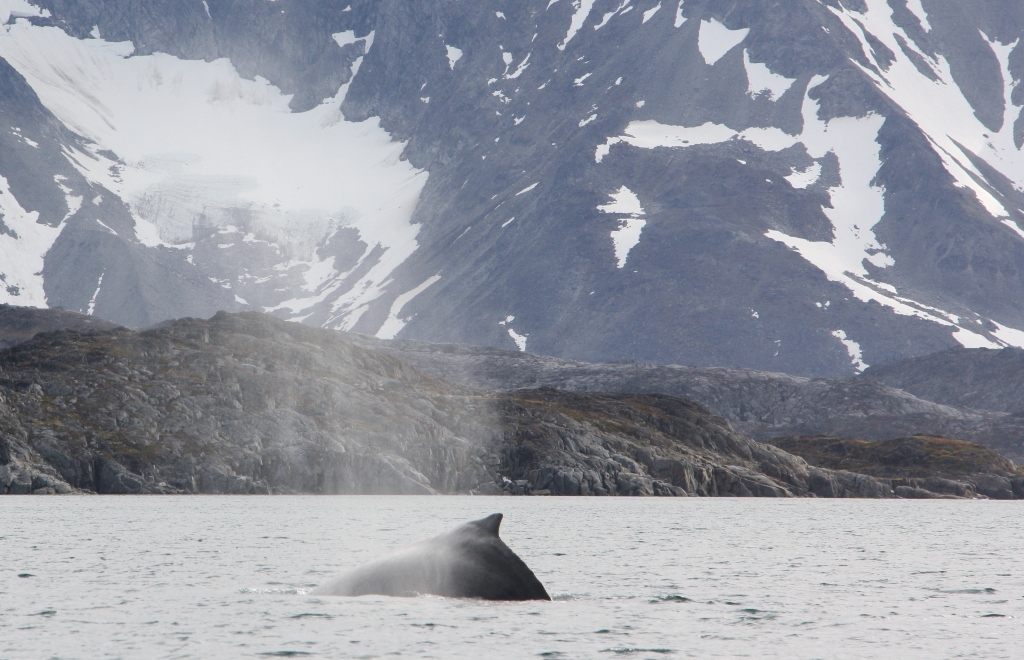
top-left (2, 496), bottom-right (1022, 658)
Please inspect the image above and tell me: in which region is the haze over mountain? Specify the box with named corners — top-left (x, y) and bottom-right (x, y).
top-left (2, 0), bottom-right (1024, 376)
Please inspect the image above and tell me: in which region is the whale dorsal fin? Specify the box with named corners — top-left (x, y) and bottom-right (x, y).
top-left (473, 513), bottom-right (503, 536)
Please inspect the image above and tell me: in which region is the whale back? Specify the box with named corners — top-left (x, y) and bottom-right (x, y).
top-left (312, 513), bottom-right (551, 601)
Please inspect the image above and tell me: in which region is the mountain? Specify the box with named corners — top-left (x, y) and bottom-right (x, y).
top-left (1, 0), bottom-right (1024, 376)
top-left (0, 309), bottom-right (896, 497)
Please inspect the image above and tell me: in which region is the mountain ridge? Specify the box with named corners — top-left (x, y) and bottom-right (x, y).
top-left (0, 309), bottom-right (903, 497)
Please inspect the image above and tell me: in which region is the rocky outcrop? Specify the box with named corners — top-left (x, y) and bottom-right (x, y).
top-left (486, 389), bottom-right (892, 499)
top-left (0, 311), bottom-right (901, 497)
top-left (768, 435), bottom-right (1024, 500)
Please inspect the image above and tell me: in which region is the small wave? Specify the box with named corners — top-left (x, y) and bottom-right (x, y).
top-left (240, 587), bottom-right (305, 595)
top-left (257, 652), bottom-right (313, 657)
top-left (288, 613), bottom-right (333, 619)
top-left (601, 648), bottom-right (675, 655)
top-left (937, 588), bottom-right (996, 594)
top-left (649, 595), bottom-right (692, 603)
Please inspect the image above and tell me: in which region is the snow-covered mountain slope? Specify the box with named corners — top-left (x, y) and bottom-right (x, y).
top-left (2, 0), bottom-right (1024, 375)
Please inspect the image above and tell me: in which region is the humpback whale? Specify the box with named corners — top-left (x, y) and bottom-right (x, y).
top-left (312, 513), bottom-right (551, 600)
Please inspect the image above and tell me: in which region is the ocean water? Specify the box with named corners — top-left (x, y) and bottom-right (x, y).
top-left (1, 497), bottom-right (1021, 659)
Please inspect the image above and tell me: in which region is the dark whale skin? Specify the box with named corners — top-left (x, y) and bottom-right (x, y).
top-left (311, 514), bottom-right (551, 601)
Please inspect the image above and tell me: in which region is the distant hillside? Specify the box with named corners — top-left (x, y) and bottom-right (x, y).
top-left (864, 347), bottom-right (1024, 414)
top-left (0, 304), bottom-right (119, 351)
top-left (351, 334), bottom-right (1024, 463)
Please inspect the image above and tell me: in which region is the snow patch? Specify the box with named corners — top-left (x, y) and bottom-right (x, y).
top-left (86, 271), bottom-right (103, 315)
top-left (332, 30), bottom-right (359, 48)
top-left (743, 49), bottom-right (795, 101)
top-left (594, 0), bottom-right (630, 30)
top-left (1002, 219), bottom-right (1024, 240)
top-left (598, 185), bottom-right (645, 216)
top-left (697, 19), bottom-right (747, 66)
top-left (990, 321), bottom-right (1024, 349)
top-left (506, 53), bottom-right (531, 79)
top-left (11, 126), bottom-right (38, 147)
top-left (904, 0), bottom-right (931, 32)
top-left (507, 327), bottom-right (528, 351)
top-left (0, 173), bottom-right (62, 307)
top-left (595, 137), bottom-right (620, 163)
top-left (785, 162), bottom-right (822, 189)
top-left (516, 182), bottom-right (539, 195)
top-left (598, 186), bottom-right (646, 268)
top-left (643, 3), bottom-right (661, 23)
top-left (831, 329), bottom-right (868, 372)
top-left (951, 327), bottom-right (1002, 349)
top-left (605, 119), bottom-right (797, 153)
top-left (674, 0), bottom-right (686, 27)
top-left (53, 175), bottom-right (83, 221)
top-left (558, 0), bottom-right (598, 50)
top-left (376, 274), bottom-right (441, 340)
top-left (0, 0), bottom-right (49, 24)
top-left (445, 44), bottom-right (463, 69)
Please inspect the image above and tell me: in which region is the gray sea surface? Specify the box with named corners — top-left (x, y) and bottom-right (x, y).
top-left (1, 497), bottom-right (1021, 659)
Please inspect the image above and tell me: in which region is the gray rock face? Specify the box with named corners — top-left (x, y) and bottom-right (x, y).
top-left (1, 0), bottom-right (1024, 375)
top-left (0, 310), bottom-right (901, 497)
